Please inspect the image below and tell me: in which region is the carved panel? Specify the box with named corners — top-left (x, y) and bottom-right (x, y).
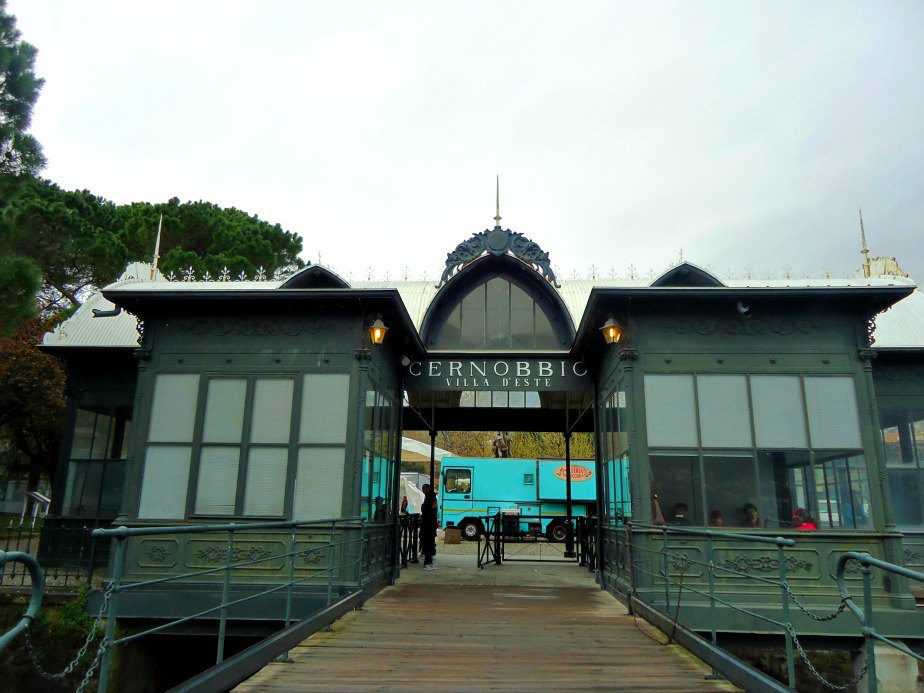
top-left (137, 539), bottom-right (178, 568)
top-left (660, 317), bottom-right (825, 337)
top-left (185, 540), bottom-right (286, 570)
top-left (177, 318), bottom-right (334, 338)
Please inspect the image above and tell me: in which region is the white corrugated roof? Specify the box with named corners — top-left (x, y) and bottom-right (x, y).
top-left (871, 289), bottom-right (924, 349)
top-left (42, 262), bottom-right (163, 349)
top-left (45, 261), bottom-right (923, 350)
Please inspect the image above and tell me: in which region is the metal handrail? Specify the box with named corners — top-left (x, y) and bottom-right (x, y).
top-left (836, 552), bottom-right (924, 693)
top-left (613, 521), bottom-right (873, 691)
top-left (0, 551), bottom-right (45, 651)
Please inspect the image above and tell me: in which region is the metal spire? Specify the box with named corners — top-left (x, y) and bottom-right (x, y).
top-left (150, 213), bottom-right (163, 280)
top-left (859, 208), bottom-right (870, 278)
top-left (494, 175), bottom-right (502, 228)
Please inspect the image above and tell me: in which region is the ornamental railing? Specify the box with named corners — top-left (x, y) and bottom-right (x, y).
top-left (1, 516), bottom-right (380, 693)
top-left (616, 522), bottom-right (924, 692)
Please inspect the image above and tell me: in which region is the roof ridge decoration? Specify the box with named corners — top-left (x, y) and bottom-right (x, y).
top-left (438, 226), bottom-right (560, 289)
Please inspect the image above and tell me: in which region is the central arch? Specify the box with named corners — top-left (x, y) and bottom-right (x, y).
top-left (420, 253), bottom-right (575, 351)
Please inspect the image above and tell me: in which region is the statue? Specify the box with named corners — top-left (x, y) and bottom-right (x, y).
top-left (492, 431), bottom-right (512, 458)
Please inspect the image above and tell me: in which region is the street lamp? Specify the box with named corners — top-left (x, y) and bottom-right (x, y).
top-left (368, 315), bottom-right (388, 345)
top-left (600, 315), bottom-right (622, 345)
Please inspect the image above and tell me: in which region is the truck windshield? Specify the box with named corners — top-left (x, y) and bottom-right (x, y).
top-left (445, 468), bottom-right (472, 494)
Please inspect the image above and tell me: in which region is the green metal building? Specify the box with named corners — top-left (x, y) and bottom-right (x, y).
top-left (39, 223), bottom-right (924, 640)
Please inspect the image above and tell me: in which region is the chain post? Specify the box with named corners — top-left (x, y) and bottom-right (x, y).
top-left (357, 521), bottom-right (365, 592)
top-left (97, 533), bottom-right (126, 693)
top-left (777, 541), bottom-right (796, 691)
top-left (216, 525), bottom-right (235, 665)
top-left (662, 528), bottom-right (670, 612)
top-left (494, 513), bottom-right (501, 565)
top-left (862, 565), bottom-right (877, 693)
top-left (327, 521), bottom-right (336, 607)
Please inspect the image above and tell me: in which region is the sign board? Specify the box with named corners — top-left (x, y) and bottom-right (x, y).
top-left (406, 359), bottom-right (591, 392)
top-left (553, 464), bottom-right (594, 482)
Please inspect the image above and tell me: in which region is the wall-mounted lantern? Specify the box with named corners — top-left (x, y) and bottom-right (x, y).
top-left (599, 314), bottom-right (622, 345)
top-left (369, 315), bottom-right (389, 345)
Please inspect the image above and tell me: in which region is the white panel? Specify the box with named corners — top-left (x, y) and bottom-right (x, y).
top-left (751, 375), bottom-right (808, 448)
top-left (243, 447), bottom-right (288, 516)
top-left (804, 376), bottom-right (863, 449)
top-left (147, 374), bottom-right (200, 442)
top-left (137, 445), bottom-right (191, 518)
top-left (195, 446), bottom-right (240, 514)
top-left (697, 375), bottom-right (752, 448)
top-left (293, 447), bottom-right (345, 520)
top-left (300, 374), bottom-right (350, 444)
top-left (250, 379), bottom-right (294, 444)
top-left (645, 375), bottom-right (697, 447)
top-left (202, 380), bottom-right (247, 443)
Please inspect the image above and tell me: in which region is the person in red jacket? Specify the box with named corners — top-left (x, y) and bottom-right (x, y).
top-left (793, 508), bottom-right (818, 531)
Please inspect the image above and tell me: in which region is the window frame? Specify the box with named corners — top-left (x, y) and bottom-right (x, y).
top-left (644, 371), bottom-right (872, 529)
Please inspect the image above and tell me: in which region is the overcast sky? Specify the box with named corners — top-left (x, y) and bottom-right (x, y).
top-left (10, 1), bottom-right (924, 282)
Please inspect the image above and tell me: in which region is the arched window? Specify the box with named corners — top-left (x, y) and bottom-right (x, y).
top-left (432, 276), bottom-right (561, 351)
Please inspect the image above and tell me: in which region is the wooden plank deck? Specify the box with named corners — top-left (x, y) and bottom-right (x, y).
top-left (236, 584), bottom-right (738, 691)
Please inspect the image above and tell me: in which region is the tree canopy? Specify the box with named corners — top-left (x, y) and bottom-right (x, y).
top-left (0, 176), bottom-right (305, 320)
top-left (0, 0), bottom-right (45, 176)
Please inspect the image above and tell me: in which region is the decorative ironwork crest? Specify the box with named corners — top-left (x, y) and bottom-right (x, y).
top-left (437, 227), bottom-right (560, 288)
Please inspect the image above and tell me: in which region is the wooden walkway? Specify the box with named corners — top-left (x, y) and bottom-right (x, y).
top-left (236, 584), bottom-right (737, 691)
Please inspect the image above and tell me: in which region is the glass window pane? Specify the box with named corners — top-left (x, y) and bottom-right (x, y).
top-left (202, 379), bottom-right (247, 443)
top-left (250, 379), bottom-right (294, 444)
top-left (195, 446), bottom-right (240, 514)
top-left (243, 447), bottom-right (288, 516)
top-left (485, 278), bottom-right (511, 349)
top-left (62, 460), bottom-right (103, 517)
top-left (756, 451), bottom-right (812, 529)
top-left (914, 419), bottom-right (924, 465)
top-left (492, 391), bottom-right (508, 407)
top-left (702, 455), bottom-right (757, 528)
top-left (813, 452), bottom-right (873, 529)
top-left (525, 392), bottom-right (541, 408)
top-left (300, 373), bottom-right (350, 444)
top-left (697, 375), bottom-right (752, 448)
top-left (804, 376), bottom-right (862, 449)
top-left (99, 461), bottom-right (126, 518)
top-left (645, 375), bottom-right (697, 447)
top-left (444, 468), bottom-right (472, 494)
top-left (650, 455), bottom-right (701, 525)
top-left (533, 304), bottom-right (559, 349)
top-left (90, 413), bottom-right (114, 459)
top-left (436, 304), bottom-right (462, 350)
top-left (475, 390), bottom-right (491, 407)
top-left (148, 374), bottom-right (200, 443)
top-left (460, 285), bottom-right (486, 350)
top-left (113, 411), bottom-right (132, 460)
top-left (138, 445), bottom-right (192, 519)
top-left (510, 283), bottom-right (535, 349)
top-left (71, 408), bottom-right (96, 459)
top-left (459, 391), bottom-right (475, 407)
top-left (509, 391), bottom-right (526, 408)
top-left (750, 375), bottom-right (808, 448)
top-left (887, 469), bottom-right (924, 527)
top-left (293, 447), bottom-right (345, 520)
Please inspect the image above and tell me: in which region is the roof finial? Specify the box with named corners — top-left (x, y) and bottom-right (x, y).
top-left (859, 207), bottom-right (870, 278)
top-left (150, 213), bottom-right (163, 280)
top-left (494, 175), bottom-right (502, 228)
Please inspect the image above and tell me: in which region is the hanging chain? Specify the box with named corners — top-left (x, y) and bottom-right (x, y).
top-left (785, 587), bottom-right (850, 622)
top-left (24, 582), bottom-right (114, 683)
top-left (787, 624), bottom-right (868, 691)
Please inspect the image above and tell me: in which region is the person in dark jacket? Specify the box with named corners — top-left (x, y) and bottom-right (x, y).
top-left (420, 483), bottom-right (438, 570)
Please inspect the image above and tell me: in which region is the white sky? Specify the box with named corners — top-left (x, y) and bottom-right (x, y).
top-left (10, 1), bottom-right (924, 282)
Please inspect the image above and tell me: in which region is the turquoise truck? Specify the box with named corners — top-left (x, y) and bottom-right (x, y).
top-left (439, 457), bottom-right (612, 541)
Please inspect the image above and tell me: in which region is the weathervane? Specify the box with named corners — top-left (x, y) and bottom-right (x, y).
top-left (494, 175), bottom-right (501, 228)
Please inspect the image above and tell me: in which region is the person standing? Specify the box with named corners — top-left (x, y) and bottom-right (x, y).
top-left (420, 483), bottom-right (438, 570)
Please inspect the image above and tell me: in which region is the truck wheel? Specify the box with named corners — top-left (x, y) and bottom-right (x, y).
top-left (459, 519), bottom-right (483, 541)
top-left (546, 522), bottom-right (567, 543)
